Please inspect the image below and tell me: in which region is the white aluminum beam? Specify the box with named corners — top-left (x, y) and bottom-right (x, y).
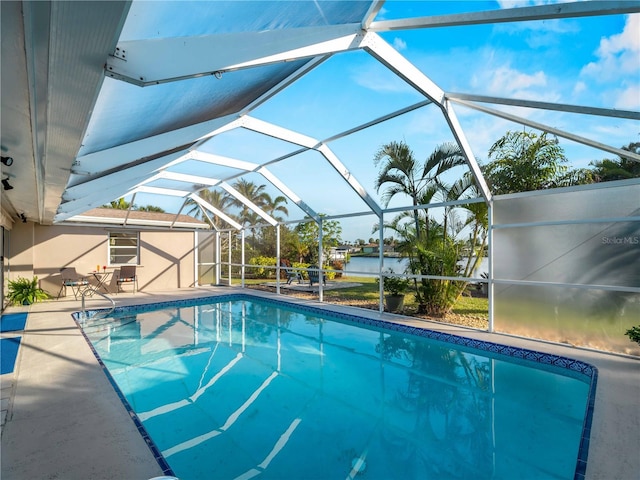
top-left (190, 151), bottom-right (259, 172)
top-left (238, 56), bottom-right (331, 117)
top-left (362, 33), bottom-right (490, 201)
top-left (369, 1), bottom-right (640, 31)
top-left (324, 100), bottom-right (433, 144)
top-left (362, 0), bottom-right (386, 29)
top-left (442, 100), bottom-right (492, 202)
top-left (198, 205), bottom-right (218, 232)
top-left (55, 182), bottom-right (140, 221)
top-left (133, 185), bottom-right (194, 197)
top-left (451, 98), bottom-right (640, 163)
top-left (241, 116), bottom-right (320, 149)
top-left (186, 117), bottom-right (246, 153)
top-left (189, 193), bottom-right (242, 230)
top-left (155, 171), bottom-right (221, 187)
top-left (257, 167), bottom-right (319, 221)
top-left (123, 192), bottom-right (136, 226)
top-left (71, 113), bottom-right (238, 178)
top-left (362, 32), bottom-right (445, 105)
top-left (447, 93), bottom-right (640, 121)
top-left (219, 182), bottom-right (278, 227)
top-left (316, 144), bottom-right (382, 216)
top-left (241, 116), bottom-right (382, 216)
top-left (170, 200), bottom-right (188, 229)
top-left (63, 151), bottom-right (190, 200)
top-left (106, 24), bottom-right (366, 86)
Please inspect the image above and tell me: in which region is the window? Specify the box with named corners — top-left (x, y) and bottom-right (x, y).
top-left (108, 232), bottom-right (139, 265)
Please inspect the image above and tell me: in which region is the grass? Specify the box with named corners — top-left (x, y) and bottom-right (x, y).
top-left (231, 275), bottom-right (489, 327)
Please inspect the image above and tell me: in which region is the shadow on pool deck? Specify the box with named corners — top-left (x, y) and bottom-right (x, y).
top-left (1, 286), bottom-right (638, 480)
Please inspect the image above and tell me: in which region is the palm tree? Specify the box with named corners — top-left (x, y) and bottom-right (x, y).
top-left (104, 198), bottom-right (133, 210)
top-left (590, 142), bottom-right (640, 182)
top-left (374, 141), bottom-right (467, 240)
top-left (263, 194), bottom-right (289, 221)
top-left (484, 130), bottom-right (569, 194)
top-left (185, 189), bottom-right (235, 227)
top-left (136, 205), bottom-right (165, 213)
top-left (374, 141), bottom-right (481, 316)
top-left (231, 179), bottom-right (270, 226)
top-left (374, 141), bottom-right (424, 240)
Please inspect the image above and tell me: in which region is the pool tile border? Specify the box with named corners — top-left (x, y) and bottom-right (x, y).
top-left (76, 292), bottom-right (598, 480)
top-left (73, 316), bottom-right (176, 478)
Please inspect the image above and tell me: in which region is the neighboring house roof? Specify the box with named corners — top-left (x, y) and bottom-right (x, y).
top-left (64, 208), bottom-right (210, 230)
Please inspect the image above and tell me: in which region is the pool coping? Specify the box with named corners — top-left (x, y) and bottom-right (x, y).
top-left (76, 291), bottom-right (599, 480)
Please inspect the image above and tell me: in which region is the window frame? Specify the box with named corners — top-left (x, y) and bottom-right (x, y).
top-left (108, 231), bottom-right (140, 266)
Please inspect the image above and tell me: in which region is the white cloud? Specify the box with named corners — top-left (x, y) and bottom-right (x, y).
top-left (573, 81), bottom-right (587, 96)
top-left (471, 62), bottom-right (552, 100)
top-left (496, 0), bottom-right (577, 8)
top-left (393, 37), bottom-right (407, 51)
top-left (581, 15), bottom-right (640, 81)
top-left (489, 66), bottom-right (547, 94)
top-left (349, 61), bottom-right (415, 94)
top-left (613, 85), bottom-right (640, 110)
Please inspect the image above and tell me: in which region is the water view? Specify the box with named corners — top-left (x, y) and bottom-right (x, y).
top-left (342, 256), bottom-right (489, 277)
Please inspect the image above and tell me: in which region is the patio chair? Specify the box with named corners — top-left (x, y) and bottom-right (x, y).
top-left (280, 260), bottom-right (302, 285)
top-left (307, 266), bottom-right (326, 287)
top-left (116, 265), bottom-right (138, 293)
top-left (57, 267), bottom-right (90, 300)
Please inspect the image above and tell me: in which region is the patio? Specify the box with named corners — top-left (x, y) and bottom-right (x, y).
top-left (1, 287), bottom-right (639, 479)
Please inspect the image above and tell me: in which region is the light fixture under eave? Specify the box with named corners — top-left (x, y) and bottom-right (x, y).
top-left (1, 156), bottom-right (13, 166)
top-left (19, 213), bottom-right (27, 223)
top-left (2, 178), bottom-right (13, 190)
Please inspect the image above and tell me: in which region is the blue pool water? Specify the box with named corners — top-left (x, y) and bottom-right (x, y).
top-left (77, 295), bottom-right (596, 480)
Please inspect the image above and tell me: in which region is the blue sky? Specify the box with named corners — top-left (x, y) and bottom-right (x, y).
top-left (129, 1), bottom-right (639, 243)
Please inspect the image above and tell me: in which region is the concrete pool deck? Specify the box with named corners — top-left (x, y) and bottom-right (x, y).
top-left (1, 286), bottom-right (638, 480)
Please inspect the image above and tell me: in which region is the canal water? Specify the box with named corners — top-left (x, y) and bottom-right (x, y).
top-left (342, 256), bottom-right (488, 277)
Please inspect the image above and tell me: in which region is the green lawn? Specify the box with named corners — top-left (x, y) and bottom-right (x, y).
top-left (232, 275), bottom-right (488, 324)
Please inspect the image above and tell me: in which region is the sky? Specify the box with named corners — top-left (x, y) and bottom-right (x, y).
top-left (124, 1), bottom-right (639, 243)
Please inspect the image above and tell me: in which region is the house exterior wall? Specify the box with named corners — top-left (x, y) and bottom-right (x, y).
top-left (6, 222), bottom-right (196, 296)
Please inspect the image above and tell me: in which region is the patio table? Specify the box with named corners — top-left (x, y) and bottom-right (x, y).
top-left (90, 271), bottom-right (113, 294)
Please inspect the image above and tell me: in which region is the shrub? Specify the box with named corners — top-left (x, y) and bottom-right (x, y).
top-left (376, 269), bottom-right (410, 296)
top-left (330, 260), bottom-right (344, 279)
top-left (248, 256), bottom-right (277, 278)
top-left (7, 276), bottom-right (50, 305)
top-left (625, 325), bottom-right (640, 346)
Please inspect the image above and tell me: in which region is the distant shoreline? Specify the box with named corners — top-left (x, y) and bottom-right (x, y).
top-left (348, 252), bottom-right (402, 258)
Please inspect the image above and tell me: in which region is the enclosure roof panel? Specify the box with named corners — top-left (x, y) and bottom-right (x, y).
top-left (1, 0), bottom-right (637, 232)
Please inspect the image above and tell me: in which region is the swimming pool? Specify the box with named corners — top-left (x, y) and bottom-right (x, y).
top-left (76, 294), bottom-right (597, 480)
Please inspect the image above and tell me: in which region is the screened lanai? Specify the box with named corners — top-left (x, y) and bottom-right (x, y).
top-left (1, 1), bottom-right (639, 355)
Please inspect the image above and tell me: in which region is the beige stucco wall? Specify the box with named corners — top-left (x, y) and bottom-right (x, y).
top-left (6, 221), bottom-right (196, 296)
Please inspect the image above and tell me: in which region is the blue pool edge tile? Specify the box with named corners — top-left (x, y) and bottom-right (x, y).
top-left (72, 317), bottom-right (176, 478)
